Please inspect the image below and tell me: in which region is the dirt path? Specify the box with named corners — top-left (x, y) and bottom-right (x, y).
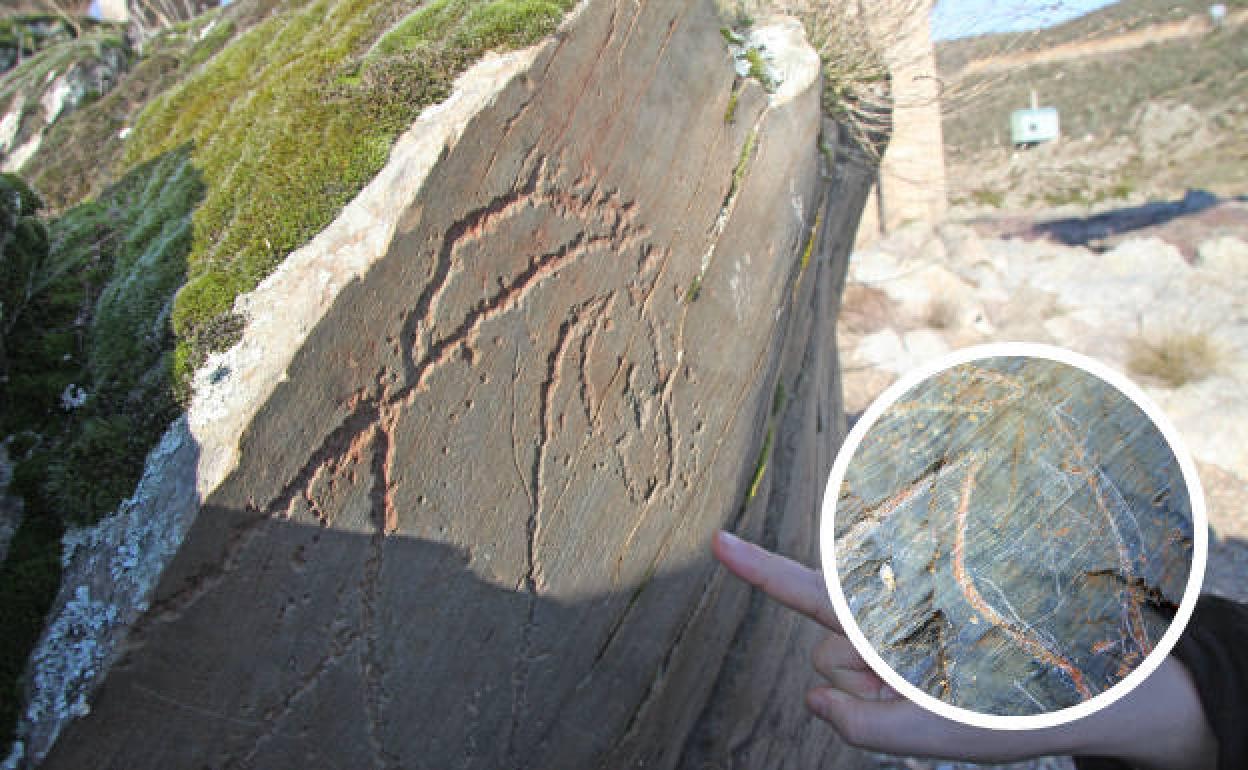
top-left (955, 9), bottom-right (1248, 78)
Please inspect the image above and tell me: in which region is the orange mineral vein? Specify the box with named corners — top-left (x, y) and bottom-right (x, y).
top-left (1047, 408), bottom-right (1153, 657)
top-left (952, 457), bottom-right (1094, 700)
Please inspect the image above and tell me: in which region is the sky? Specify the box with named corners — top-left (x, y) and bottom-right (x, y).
top-left (931, 0), bottom-right (1120, 40)
top-left (85, 0), bottom-right (1114, 40)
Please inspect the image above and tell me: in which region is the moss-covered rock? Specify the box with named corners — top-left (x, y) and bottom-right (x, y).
top-left (0, 15), bottom-right (81, 76)
top-left (21, 14), bottom-right (232, 212)
top-left (0, 151), bottom-right (201, 754)
top-left (0, 171), bottom-right (47, 375)
top-left (1, 0), bottom-right (577, 756)
top-left (121, 0), bottom-right (576, 382)
top-left (0, 26), bottom-right (133, 174)
top-left (3, 148), bottom-right (202, 526)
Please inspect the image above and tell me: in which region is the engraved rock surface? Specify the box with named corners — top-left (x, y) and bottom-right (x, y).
top-left (27, 0), bottom-right (878, 767)
top-left (835, 356), bottom-right (1194, 716)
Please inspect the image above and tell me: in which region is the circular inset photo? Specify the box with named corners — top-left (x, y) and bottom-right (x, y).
top-left (820, 344), bottom-right (1206, 730)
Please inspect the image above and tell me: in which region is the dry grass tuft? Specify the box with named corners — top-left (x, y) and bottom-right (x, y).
top-left (1127, 332), bottom-right (1221, 388)
top-left (924, 297), bottom-right (960, 330)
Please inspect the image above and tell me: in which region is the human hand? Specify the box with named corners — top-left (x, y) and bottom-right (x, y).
top-left (711, 530), bottom-right (1216, 770)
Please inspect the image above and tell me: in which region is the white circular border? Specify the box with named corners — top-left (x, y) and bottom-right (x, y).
top-left (819, 342), bottom-right (1208, 731)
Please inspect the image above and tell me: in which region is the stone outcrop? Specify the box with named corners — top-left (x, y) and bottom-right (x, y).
top-left (14, 0), bottom-right (883, 766)
top-left (0, 34), bottom-right (130, 173)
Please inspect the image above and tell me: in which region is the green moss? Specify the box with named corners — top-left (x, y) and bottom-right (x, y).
top-left (730, 126), bottom-right (757, 198)
top-left (771, 381), bottom-right (786, 416)
top-left (746, 425), bottom-right (774, 501)
top-left (685, 274), bottom-right (702, 303)
top-left (723, 89), bottom-right (738, 124)
top-left (0, 512), bottom-right (63, 753)
top-left (1, 173), bottom-right (51, 385)
top-left (119, 0), bottom-right (573, 385)
top-left (970, 187), bottom-right (1005, 208)
top-left (799, 208), bottom-right (819, 274)
top-left (183, 18), bottom-right (236, 71)
top-left (744, 47), bottom-right (773, 91)
top-left (2, 148), bottom-right (202, 527)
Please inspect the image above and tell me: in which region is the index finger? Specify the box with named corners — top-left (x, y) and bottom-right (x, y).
top-left (712, 531), bottom-right (842, 632)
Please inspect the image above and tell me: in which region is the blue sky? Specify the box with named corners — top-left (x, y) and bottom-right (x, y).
top-left (85, 0), bottom-right (1113, 40)
top-left (931, 0), bottom-right (1120, 40)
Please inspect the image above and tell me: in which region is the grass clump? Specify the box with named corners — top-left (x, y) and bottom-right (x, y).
top-left (798, 0), bottom-right (890, 158)
top-left (730, 127), bottom-right (757, 198)
top-left (924, 297), bottom-right (959, 330)
top-left (723, 89), bottom-right (739, 124)
top-left (746, 425), bottom-right (774, 501)
top-left (685, 274), bottom-right (702, 303)
top-left (1127, 332), bottom-right (1221, 388)
top-left (969, 187), bottom-right (1005, 208)
top-left (121, 0), bottom-right (574, 384)
top-left (800, 209), bottom-right (820, 274)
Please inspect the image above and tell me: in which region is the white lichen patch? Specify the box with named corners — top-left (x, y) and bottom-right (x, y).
top-left (5, 420), bottom-right (198, 768)
top-left (0, 101), bottom-right (22, 153)
top-left (747, 19), bottom-right (819, 105)
top-left (724, 18), bottom-right (820, 102)
top-left (39, 73), bottom-right (75, 124)
top-left (880, 562), bottom-right (896, 592)
top-left (1, 134), bottom-right (41, 173)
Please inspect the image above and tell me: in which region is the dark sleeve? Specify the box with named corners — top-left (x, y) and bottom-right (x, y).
top-left (1073, 594), bottom-right (1248, 770)
top-left (1170, 594), bottom-right (1248, 770)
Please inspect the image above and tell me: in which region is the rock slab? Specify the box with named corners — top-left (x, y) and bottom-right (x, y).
top-left (29, 0), bottom-right (873, 768)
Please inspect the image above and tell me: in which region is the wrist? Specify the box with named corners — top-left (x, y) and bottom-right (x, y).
top-left (1069, 656), bottom-right (1216, 770)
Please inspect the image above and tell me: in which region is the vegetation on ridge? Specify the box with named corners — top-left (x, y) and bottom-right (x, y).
top-left (123, 0), bottom-right (576, 385)
top-left (19, 13), bottom-right (233, 212)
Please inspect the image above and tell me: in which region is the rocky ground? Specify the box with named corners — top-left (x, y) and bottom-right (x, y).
top-left (845, 203), bottom-right (1248, 769)
top-left (947, 99), bottom-right (1247, 214)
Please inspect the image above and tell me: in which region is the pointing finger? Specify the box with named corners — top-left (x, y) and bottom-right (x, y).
top-left (712, 530), bottom-right (842, 632)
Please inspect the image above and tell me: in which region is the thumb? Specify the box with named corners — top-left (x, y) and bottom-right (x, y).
top-left (806, 687), bottom-right (906, 752)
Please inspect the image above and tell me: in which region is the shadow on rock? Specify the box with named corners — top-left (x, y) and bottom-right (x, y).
top-left (40, 512), bottom-right (731, 769)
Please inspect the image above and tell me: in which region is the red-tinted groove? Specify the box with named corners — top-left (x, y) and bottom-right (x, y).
top-left (952, 457), bottom-right (1094, 700)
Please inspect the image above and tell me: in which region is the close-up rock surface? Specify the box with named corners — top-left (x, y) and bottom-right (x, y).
top-left (834, 356), bottom-right (1194, 716)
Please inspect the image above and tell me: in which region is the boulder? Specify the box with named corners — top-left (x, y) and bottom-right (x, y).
top-left (15, 0), bottom-right (882, 767)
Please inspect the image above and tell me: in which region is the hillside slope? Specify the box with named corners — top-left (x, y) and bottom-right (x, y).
top-left (936, 0), bottom-right (1247, 73)
top-left (939, 0), bottom-right (1247, 209)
